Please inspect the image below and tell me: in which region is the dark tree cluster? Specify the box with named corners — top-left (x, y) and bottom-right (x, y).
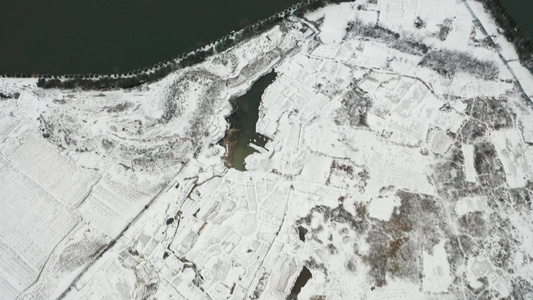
top-left (37, 63), bottom-right (176, 90)
top-left (464, 97), bottom-right (515, 130)
top-left (346, 20), bottom-right (399, 40)
top-left (0, 73), bottom-right (34, 78)
top-left (414, 16), bottom-right (425, 29)
top-left (419, 49), bottom-right (498, 80)
top-left (473, 141), bottom-right (507, 187)
top-left (295, 0), bottom-right (353, 17)
top-left (438, 18), bottom-right (453, 41)
top-left (0, 92), bottom-right (20, 99)
top-left (345, 20), bottom-right (429, 56)
top-left (338, 83), bottom-right (372, 126)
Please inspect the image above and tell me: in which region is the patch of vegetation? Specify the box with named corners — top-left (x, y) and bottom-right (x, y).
top-left (295, 0), bottom-right (352, 17)
top-left (0, 92), bottom-right (20, 99)
top-left (419, 49), bottom-right (499, 80)
top-left (298, 190), bottom-right (452, 289)
top-left (473, 141), bottom-right (506, 187)
top-left (365, 191), bottom-right (448, 287)
top-left (509, 188), bottom-right (532, 209)
top-left (336, 83), bottom-right (373, 127)
top-left (297, 204), bottom-right (368, 233)
top-left (414, 16), bottom-right (425, 29)
top-left (464, 97), bottom-right (515, 130)
top-left (460, 120), bottom-right (488, 144)
top-left (458, 211), bottom-right (487, 237)
top-left (326, 159), bottom-right (370, 193)
top-left (250, 272), bottom-right (270, 300)
top-left (431, 146), bottom-right (478, 199)
top-left (345, 20), bottom-right (429, 56)
top-left (466, 276), bottom-right (489, 295)
top-left (510, 277), bottom-right (533, 299)
top-left (37, 64), bottom-right (176, 90)
top-left (0, 73), bottom-right (33, 78)
top-left (438, 18), bottom-right (453, 41)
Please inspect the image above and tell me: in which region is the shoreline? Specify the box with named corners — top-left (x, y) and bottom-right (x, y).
top-left (0, 0), bottom-right (351, 91)
top-left (3, 0), bottom-right (532, 94)
top-left (474, 0), bottom-right (533, 71)
top-left (465, 0), bottom-right (533, 101)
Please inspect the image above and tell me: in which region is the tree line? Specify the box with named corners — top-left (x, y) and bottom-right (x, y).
top-left (419, 49), bottom-right (499, 80)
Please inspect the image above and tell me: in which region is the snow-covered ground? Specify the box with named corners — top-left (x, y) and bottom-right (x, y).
top-left (1, 0), bottom-right (533, 299)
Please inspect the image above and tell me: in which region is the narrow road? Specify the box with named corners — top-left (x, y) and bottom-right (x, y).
top-left (56, 183), bottom-right (169, 299)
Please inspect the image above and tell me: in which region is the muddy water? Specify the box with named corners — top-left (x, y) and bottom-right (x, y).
top-left (222, 71), bottom-right (276, 171)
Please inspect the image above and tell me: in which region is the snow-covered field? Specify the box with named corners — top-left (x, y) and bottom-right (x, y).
top-left (1, 0), bottom-right (533, 299)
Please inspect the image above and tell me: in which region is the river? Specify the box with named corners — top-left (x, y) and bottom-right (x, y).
top-left (0, 0), bottom-right (298, 74)
top-left (499, 0), bottom-right (533, 42)
top-left (1, 1), bottom-right (531, 75)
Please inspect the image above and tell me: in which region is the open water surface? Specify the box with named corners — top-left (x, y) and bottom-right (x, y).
top-left (224, 71), bottom-right (276, 171)
top-left (0, 0), bottom-right (297, 74)
top-left (1, 1), bottom-right (531, 75)
top-left (499, 0), bottom-right (533, 41)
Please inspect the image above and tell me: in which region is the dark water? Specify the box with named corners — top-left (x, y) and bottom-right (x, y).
top-left (297, 226), bottom-right (308, 241)
top-left (2, 1), bottom-right (531, 75)
top-left (0, 0), bottom-right (297, 74)
top-left (224, 71), bottom-right (275, 171)
top-left (286, 266), bottom-right (312, 300)
top-left (499, 0), bottom-right (533, 41)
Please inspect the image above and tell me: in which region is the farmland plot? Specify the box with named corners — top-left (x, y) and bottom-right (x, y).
top-left (0, 159), bottom-right (79, 298)
top-left (3, 133), bottom-right (99, 208)
top-left (79, 175), bottom-right (162, 238)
